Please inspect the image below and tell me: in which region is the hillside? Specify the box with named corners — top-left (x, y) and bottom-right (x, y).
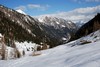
top-left (0, 30), bottom-right (100, 67)
top-left (75, 13), bottom-right (100, 39)
top-left (0, 1), bottom-right (100, 67)
top-left (0, 4), bottom-right (77, 47)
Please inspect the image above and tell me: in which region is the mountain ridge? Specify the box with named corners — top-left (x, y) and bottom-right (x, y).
top-left (0, 4), bottom-right (77, 48)
top-left (75, 13), bottom-right (100, 39)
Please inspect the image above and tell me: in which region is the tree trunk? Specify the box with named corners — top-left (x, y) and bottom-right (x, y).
top-left (1, 36), bottom-right (7, 60)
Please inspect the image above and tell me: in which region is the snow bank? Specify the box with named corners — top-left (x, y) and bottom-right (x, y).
top-left (0, 39), bottom-right (100, 67)
top-left (0, 30), bottom-right (100, 67)
top-left (15, 42), bottom-right (38, 55)
top-left (67, 30), bottom-right (100, 47)
top-left (0, 41), bottom-right (38, 60)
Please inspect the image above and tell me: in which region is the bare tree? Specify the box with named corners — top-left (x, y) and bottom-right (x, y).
top-left (1, 35), bottom-right (7, 60)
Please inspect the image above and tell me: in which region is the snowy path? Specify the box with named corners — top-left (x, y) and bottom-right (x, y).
top-left (0, 41), bottom-right (100, 67)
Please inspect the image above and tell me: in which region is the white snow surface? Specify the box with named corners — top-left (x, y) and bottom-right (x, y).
top-left (0, 33), bottom-right (2, 37)
top-left (1, 30), bottom-right (100, 67)
top-left (15, 42), bottom-right (38, 55)
top-left (0, 41), bottom-right (38, 60)
top-left (68, 30), bottom-right (100, 47)
top-left (0, 40), bottom-right (100, 67)
top-left (16, 9), bottom-right (26, 15)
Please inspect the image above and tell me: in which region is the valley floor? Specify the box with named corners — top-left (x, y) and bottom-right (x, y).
top-left (0, 40), bottom-right (100, 67)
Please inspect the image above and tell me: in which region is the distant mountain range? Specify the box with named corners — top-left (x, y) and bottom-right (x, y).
top-left (0, 4), bottom-right (77, 48)
top-left (0, 4), bottom-right (100, 48)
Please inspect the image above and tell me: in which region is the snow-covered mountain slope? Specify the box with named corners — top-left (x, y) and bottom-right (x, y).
top-left (1, 30), bottom-right (100, 67)
top-left (16, 9), bottom-right (26, 15)
top-left (37, 16), bottom-right (78, 43)
top-left (38, 16), bottom-right (77, 30)
top-left (37, 14), bottom-right (86, 28)
top-left (36, 5), bottom-right (100, 28)
top-left (0, 38), bottom-right (38, 60)
top-left (0, 4), bottom-right (78, 47)
top-left (68, 29), bottom-right (100, 47)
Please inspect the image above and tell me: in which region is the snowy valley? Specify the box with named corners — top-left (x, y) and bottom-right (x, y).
top-left (1, 30), bottom-right (100, 67)
top-left (0, 4), bottom-right (100, 67)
